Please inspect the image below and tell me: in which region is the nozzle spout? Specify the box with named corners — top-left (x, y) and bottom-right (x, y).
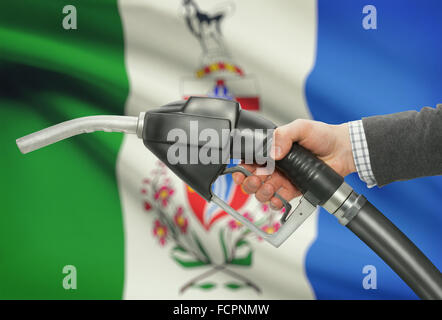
top-left (16, 115), bottom-right (144, 154)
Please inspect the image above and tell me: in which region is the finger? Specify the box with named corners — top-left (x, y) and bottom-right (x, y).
top-left (260, 171), bottom-right (287, 195)
top-left (270, 186), bottom-right (301, 209)
top-left (232, 163), bottom-right (258, 184)
top-left (255, 183), bottom-right (275, 203)
top-left (243, 165), bottom-right (268, 193)
top-left (241, 165), bottom-right (269, 192)
top-left (232, 172), bottom-right (245, 184)
top-left (242, 175), bottom-right (262, 194)
top-left (272, 119), bottom-right (312, 160)
top-left (269, 197), bottom-right (284, 210)
top-left (255, 170), bottom-right (298, 204)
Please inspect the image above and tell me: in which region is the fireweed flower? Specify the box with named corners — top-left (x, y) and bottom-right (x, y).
top-left (227, 212), bottom-right (253, 230)
top-left (261, 222), bottom-right (281, 235)
top-left (144, 201), bottom-right (152, 211)
top-left (174, 207), bottom-right (188, 234)
top-left (228, 219), bottom-right (241, 230)
top-left (154, 185), bottom-right (175, 207)
top-left (261, 203), bottom-right (270, 213)
top-left (243, 212), bottom-right (253, 222)
top-left (262, 202), bottom-right (286, 214)
top-left (153, 219), bottom-right (168, 246)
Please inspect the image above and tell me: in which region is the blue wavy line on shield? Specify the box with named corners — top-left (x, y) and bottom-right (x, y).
top-left (205, 160), bottom-right (239, 223)
top-left (208, 81), bottom-right (234, 100)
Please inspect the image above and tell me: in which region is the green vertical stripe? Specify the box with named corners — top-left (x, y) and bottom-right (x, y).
top-left (0, 1), bottom-right (128, 299)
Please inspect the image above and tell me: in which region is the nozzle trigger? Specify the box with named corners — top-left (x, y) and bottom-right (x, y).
top-left (212, 166), bottom-right (317, 247)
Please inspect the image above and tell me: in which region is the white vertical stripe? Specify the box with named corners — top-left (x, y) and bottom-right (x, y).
top-left (117, 0), bottom-right (318, 299)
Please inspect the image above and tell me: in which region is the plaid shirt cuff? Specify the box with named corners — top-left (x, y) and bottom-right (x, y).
top-left (348, 120), bottom-right (377, 188)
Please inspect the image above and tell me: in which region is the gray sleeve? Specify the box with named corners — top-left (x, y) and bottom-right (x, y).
top-left (361, 104), bottom-right (442, 187)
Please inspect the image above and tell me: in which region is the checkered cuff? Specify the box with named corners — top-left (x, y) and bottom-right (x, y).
top-left (348, 120), bottom-right (377, 188)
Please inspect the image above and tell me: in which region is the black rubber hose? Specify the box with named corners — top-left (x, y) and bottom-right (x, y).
top-left (236, 110), bottom-right (442, 298)
top-left (347, 201), bottom-right (442, 299)
top-left (276, 143), bottom-right (344, 206)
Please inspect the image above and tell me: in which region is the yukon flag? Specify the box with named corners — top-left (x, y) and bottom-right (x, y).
top-left (1, 0), bottom-right (440, 299)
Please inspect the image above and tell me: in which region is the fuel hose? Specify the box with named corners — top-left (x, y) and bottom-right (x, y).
top-left (275, 142), bottom-right (442, 300)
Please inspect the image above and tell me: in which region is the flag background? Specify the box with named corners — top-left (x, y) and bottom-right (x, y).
top-left (117, 0), bottom-right (318, 299)
top-left (0, 0), bottom-right (440, 299)
top-left (0, 0), bottom-right (127, 299)
top-left (306, 0), bottom-right (442, 299)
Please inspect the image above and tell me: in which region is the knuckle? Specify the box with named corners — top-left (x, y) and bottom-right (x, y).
top-left (242, 184), bottom-right (255, 194)
top-left (265, 177), bottom-right (281, 189)
top-left (244, 177), bottom-right (260, 192)
top-left (255, 192), bottom-right (270, 203)
top-left (257, 183), bottom-right (273, 197)
top-left (293, 118), bottom-right (311, 131)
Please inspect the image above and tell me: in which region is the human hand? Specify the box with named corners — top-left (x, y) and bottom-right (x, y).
top-left (232, 119), bottom-right (356, 209)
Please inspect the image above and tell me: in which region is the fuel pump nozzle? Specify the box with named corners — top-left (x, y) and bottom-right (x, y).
top-left (17, 97), bottom-right (313, 247)
top-left (16, 96), bottom-right (442, 299)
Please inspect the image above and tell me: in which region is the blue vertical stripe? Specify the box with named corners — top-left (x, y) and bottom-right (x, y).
top-left (305, 0), bottom-right (442, 299)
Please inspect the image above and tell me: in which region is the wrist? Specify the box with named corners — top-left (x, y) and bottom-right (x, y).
top-left (347, 120), bottom-right (377, 187)
top-left (338, 123), bottom-right (357, 175)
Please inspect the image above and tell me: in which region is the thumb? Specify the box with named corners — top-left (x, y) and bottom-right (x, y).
top-left (272, 120), bottom-right (310, 160)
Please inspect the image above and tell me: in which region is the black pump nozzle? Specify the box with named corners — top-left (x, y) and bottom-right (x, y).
top-left (141, 96), bottom-right (276, 200)
top-left (142, 97), bottom-right (239, 201)
top-left (15, 96), bottom-right (442, 298)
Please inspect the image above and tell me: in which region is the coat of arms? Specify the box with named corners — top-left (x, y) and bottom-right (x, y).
top-left (140, 0), bottom-right (283, 294)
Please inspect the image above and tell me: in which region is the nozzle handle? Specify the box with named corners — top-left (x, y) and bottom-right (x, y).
top-left (276, 143), bottom-right (344, 206)
top-left (237, 109), bottom-right (344, 207)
